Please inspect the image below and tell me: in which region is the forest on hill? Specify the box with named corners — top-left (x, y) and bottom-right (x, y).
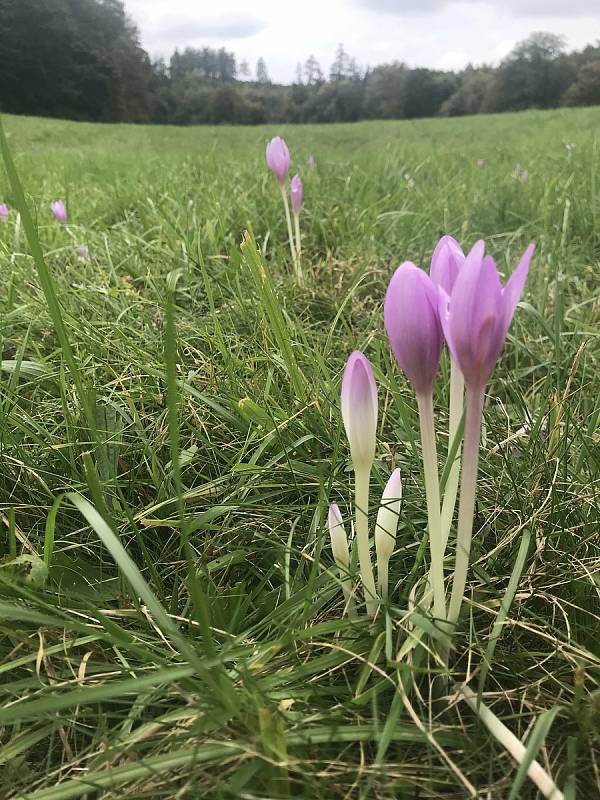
top-left (1, 0), bottom-right (599, 124)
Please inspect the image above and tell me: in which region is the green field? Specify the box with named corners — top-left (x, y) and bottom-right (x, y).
top-left (0, 108), bottom-right (598, 798)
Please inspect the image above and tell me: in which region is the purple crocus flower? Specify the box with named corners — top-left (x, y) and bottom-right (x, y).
top-left (341, 351), bottom-right (378, 469)
top-left (307, 154), bottom-right (315, 171)
top-left (384, 263), bottom-right (443, 397)
top-left (266, 137), bottom-right (290, 184)
top-left (385, 261), bottom-right (446, 620)
top-left (438, 240), bottom-right (535, 391)
top-left (477, 159), bottom-right (485, 168)
top-left (77, 244), bottom-right (90, 262)
top-left (290, 174), bottom-right (303, 215)
top-left (445, 239), bottom-right (535, 626)
top-left (0, 203), bottom-right (8, 222)
top-left (341, 350), bottom-right (379, 615)
top-left (430, 235), bottom-right (465, 296)
top-left (50, 200), bottom-right (67, 224)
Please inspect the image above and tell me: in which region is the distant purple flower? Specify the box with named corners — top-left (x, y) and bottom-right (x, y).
top-left (565, 142), bottom-right (576, 154)
top-left (438, 240), bottom-right (535, 390)
top-left (384, 263), bottom-right (443, 397)
top-left (307, 154), bottom-right (315, 171)
top-left (77, 244), bottom-right (90, 262)
top-left (341, 351), bottom-right (378, 468)
top-left (430, 235), bottom-right (465, 297)
top-left (50, 200), bottom-right (67, 224)
top-left (477, 159), bottom-right (485, 168)
top-left (512, 164), bottom-right (529, 182)
top-left (290, 174), bottom-right (303, 215)
top-left (266, 137), bottom-right (290, 184)
top-left (0, 203), bottom-right (8, 222)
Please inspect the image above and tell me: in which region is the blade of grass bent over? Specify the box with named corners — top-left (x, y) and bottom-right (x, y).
top-left (0, 116), bottom-right (97, 438)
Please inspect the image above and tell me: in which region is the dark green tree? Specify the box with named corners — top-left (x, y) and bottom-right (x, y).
top-left (562, 60), bottom-right (600, 106)
top-left (256, 58), bottom-right (270, 84)
top-left (0, 0), bottom-right (154, 121)
top-left (487, 32), bottom-right (575, 111)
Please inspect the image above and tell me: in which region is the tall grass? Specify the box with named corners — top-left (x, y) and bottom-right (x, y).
top-left (0, 108), bottom-right (598, 798)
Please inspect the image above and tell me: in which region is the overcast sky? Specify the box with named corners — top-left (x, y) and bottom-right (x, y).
top-left (124, 0), bottom-right (600, 82)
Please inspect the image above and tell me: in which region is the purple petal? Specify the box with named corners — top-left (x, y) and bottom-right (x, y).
top-left (341, 351), bottom-right (378, 467)
top-left (384, 262), bottom-right (443, 396)
top-left (430, 235), bottom-right (464, 295)
top-left (290, 174), bottom-right (303, 215)
top-left (447, 242), bottom-right (506, 387)
top-left (438, 286), bottom-right (459, 363)
top-left (501, 243), bottom-right (535, 336)
top-left (266, 137), bottom-right (290, 184)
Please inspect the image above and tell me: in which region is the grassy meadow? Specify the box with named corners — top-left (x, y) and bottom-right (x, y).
top-left (0, 107), bottom-right (599, 798)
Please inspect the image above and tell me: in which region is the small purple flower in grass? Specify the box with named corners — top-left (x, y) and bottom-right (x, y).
top-left (51, 200), bottom-right (67, 224)
top-left (266, 137), bottom-right (290, 184)
top-left (512, 164), bottom-right (529, 182)
top-left (444, 239), bottom-right (535, 625)
top-left (430, 235), bottom-right (467, 558)
top-left (384, 261), bottom-right (446, 621)
top-left (77, 244), bottom-right (90, 262)
top-left (430, 235), bottom-right (465, 297)
top-left (341, 351), bottom-right (378, 469)
top-left (290, 174), bottom-right (303, 215)
top-left (341, 350), bottom-right (379, 615)
top-left (0, 203), bottom-right (8, 222)
top-left (477, 159), bottom-right (485, 168)
top-left (307, 154), bottom-right (315, 171)
top-left (438, 240), bottom-right (535, 391)
top-left (384, 263), bottom-right (443, 397)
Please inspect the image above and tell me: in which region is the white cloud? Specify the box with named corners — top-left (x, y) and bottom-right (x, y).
top-left (147, 15), bottom-right (267, 45)
top-left (123, 0), bottom-right (600, 82)
top-left (357, 0), bottom-right (598, 17)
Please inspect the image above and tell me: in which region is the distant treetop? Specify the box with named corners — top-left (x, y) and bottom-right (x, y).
top-left (0, 8), bottom-right (598, 125)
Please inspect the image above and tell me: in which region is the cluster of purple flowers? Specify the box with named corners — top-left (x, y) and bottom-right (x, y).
top-left (385, 237), bottom-right (534, 396)
top-left (266, 136), bottom-right (303, 214)
top-left (265, 137), bottom-right (314, 281)
top-left (336, 234), bottom-right (534, 625)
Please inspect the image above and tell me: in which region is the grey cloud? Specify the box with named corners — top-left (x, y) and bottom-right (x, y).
top-left (358, 0), bottom-right (597, 17)
top-left (150, 15), bottom-right (267, 42)
top-left (359, 0), bottom-right (448, 12)
top-left (506, 0), bottom-right (598, 16)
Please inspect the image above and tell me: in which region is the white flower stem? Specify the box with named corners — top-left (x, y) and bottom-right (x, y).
top-left (440, 359), bottom-right (464, 553)
top-left (294, 214), bottom-right (302, 264)
top-left (459, 685), bottom-right (564, 800)
top-left (280, 184), bottom-right (297, 276)
top-left (354, 463), bottom-right (378, 617)
top-left (340, 577), bottom-right (356, 616)
top-left (416, 392), bottom-right (446, 624)
top-left (378, 558), bottom-right (389, 603)
top-left (448, 385), bottom-right (485, 625)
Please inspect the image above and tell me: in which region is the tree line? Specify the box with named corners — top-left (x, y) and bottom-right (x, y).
top-left (1, 0), bottom-right (599, 125)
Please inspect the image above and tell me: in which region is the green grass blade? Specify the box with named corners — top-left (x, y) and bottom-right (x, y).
top-left (0, 116), bottom-right (96, 438)
top-left (507, 707), bottom-right (561, 800)
top-left (479, 529), bottom-right (531, 692)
